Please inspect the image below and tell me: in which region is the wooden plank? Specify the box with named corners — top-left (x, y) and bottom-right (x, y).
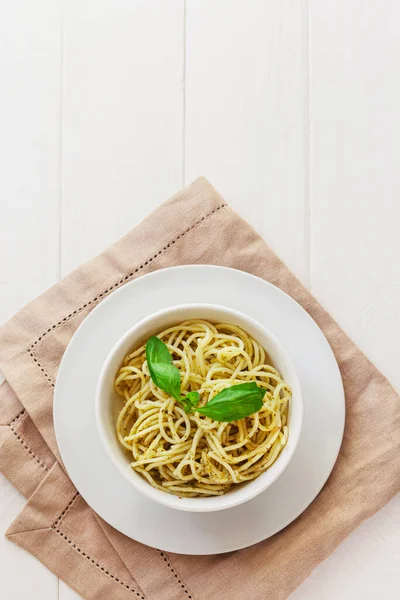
top-left (0, 0), bottom-right (60, 598)
top-left (0, 0), bottom-right (61, 324)
top-left (185, 0), bottom-right (308, 281)
top-left (60, 0), bottom-right (185, 276)
top-left (303, 1), bottom-right (400, 597)
top-left (309, 0), bottom-right (400, 388)
top-left (59, 1), bottom-right (184, 597)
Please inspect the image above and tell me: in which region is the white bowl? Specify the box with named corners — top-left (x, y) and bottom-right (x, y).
top-left (96, 303), bottom-right (303, 512)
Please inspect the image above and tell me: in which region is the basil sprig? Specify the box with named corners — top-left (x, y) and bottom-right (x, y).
top-left (145, 337), bottom-right (265, 422)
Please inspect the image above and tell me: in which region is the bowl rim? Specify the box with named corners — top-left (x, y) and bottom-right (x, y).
top-left (95, 302), bottom-right (303, 512)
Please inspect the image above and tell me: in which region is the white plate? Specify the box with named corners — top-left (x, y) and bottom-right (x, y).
top-left (54, 265), bottom-right (345, 555)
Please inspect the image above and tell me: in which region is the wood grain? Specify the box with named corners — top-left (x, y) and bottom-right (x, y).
top-left (0, 0), bottom-right (60, 598)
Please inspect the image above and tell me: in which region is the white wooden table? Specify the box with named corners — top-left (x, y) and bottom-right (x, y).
top-left (1, 1), bottom-right (399, 598)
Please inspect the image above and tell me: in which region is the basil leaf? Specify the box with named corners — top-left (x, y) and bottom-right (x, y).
top-left (196, 382), bottom-right (265, 422)
top-left (186, 391), bottom-right (200, 406)
top-left (145, 336), bottom-right (181, 401)
top-left (179, 397), bottom-right (191, 413)
top-left (179, 391), bottom-right (200, 414)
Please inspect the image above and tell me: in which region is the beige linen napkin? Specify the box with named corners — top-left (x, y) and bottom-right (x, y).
top-left (0, 178), bottom-right (399, 600)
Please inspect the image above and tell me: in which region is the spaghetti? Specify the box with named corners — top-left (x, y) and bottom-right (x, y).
top-left (115, 320), bottom-right (291, 497)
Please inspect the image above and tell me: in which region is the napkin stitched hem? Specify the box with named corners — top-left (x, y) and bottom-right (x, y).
top-left (7, 409), bottom-right (49, 472)
top-left (0, 405), bottom-right (54, 483)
